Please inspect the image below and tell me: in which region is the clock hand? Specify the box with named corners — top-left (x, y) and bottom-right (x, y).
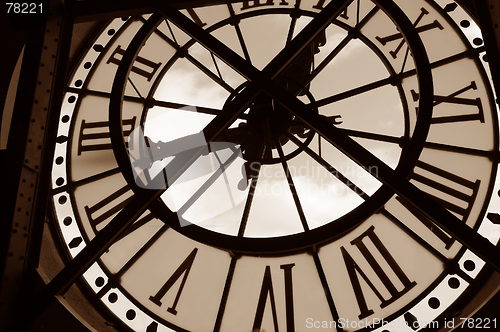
top-left (38, 126), bottom-right (232, 315)
top-left (129, 132), bottom-right (247, 188)
top-left (144, 133), bottom-right (211, 161)
top-left (37, 126), bottom-right (227, 313)
top-left (146, 98), bottom-right (250, 120)
top-left (215, 124), bottom-right (251, 145)
top-left (287, 115), bottom-right (342, 140)
top-left (325, 115), bottom-right (343, 125)
top-left (299, 114), bottom-right (341, 125)
top-left (142, 131), bottom-right (266, 193)
top-left (130, 114), bottom-right (249, 164)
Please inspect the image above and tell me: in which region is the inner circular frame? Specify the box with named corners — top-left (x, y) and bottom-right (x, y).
top-left (109, 0), bottom-right (433, 254)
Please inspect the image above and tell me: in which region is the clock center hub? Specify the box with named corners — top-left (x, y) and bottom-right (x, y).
top-left (223, 84), bottom-right (318, 164)
top-left (246, 94), bottom-right (294, 140)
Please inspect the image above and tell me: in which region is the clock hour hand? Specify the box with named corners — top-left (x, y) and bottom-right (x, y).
top-left (129, 130), bottom-right (247, 188)
top-left (324, 114), bottom-right (343, 125)
top-left (292, 114), bottom-right (343, 126)
top-left (213, 123), bottom-right (251, 146)
top-left (142, 126), bottom-right (252, 161)
top-left (144, 133), bottom-right (209, 161)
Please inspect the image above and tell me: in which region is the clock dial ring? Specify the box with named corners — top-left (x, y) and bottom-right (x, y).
top-left (108, 0), bottom-right (434, 254)
top-left (48, 1), bottom-right (500, 331)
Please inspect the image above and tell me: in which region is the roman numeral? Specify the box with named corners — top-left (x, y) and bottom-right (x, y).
top-left (84, 183), bottom-right (155, 241)
top-left (399, 160), bottom-right (480, 248)
top-left (253, 264), bottom-right (295, 332)
top-left (240, 0), bottom-right (288, 10)
top-left (149, 248), bottom-right (198, 315)
top-left (107, 45), bottom-right (162, 81)
top-left (77, 117), bottom-right (136, 155)
top-left (376, 7), bottom-right (443, 59)
top-left (411, 160), bottom-right (480, 219)
top-left (342, 226), bottom-right (416, 319)
top-left (411, 81), bottom-right (484, 124)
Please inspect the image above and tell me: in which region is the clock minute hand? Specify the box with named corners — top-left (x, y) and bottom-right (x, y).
top-left (142, 128), bottom-right (248, 164)
top-left (132, 132), bottom-right (248, 190)
top-left (277, 30), bottom-right (327, 96)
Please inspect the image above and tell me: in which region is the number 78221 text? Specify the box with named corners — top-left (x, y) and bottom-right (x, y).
top-left (6, 3), bottom-right (42, 14)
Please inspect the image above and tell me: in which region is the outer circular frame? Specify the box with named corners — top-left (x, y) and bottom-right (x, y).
top-left (47, 1), bottom-right (500, 331)
top-left (109, 0), bottom-right (434, 254)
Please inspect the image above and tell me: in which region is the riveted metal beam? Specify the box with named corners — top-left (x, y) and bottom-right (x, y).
top-left (0, 0), bottom-right (74, 330)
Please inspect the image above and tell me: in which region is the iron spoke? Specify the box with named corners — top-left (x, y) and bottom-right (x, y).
top-left (275, 139), bottom-right (310, 231)
top-left (285, 132), bottom-right (369, 200)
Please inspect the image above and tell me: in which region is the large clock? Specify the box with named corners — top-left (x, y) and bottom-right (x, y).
top-left (49, 0), bottom-right (500, 331)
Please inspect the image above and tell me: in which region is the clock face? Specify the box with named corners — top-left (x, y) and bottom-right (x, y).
top-left (50, 0), bottom-right (500, 331)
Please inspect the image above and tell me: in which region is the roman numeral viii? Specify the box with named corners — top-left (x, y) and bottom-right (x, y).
top-left (397, 160), bottom-right (480, 249)
top-left (342, 226), bottom-right (416, 319)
